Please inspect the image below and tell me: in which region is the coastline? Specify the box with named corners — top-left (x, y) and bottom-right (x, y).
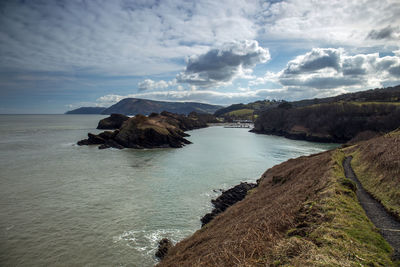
top-left (249, 128), bottom-right (343, 143)
top-left (157, 131), bottom-right (400, 266)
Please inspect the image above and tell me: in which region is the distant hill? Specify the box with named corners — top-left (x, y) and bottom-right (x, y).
top-left (289, 84), bottom-right (400, 108)
top-left (101, 98), bottom-right (222, 115)
top-left (215, 85), bottom-right (400, 121)
top-left (214, 100), bottom-right (283, 121)
top-left (65, 107), bottom-right (106, 114)
top-left (252, 85), bottom-right (400, 143)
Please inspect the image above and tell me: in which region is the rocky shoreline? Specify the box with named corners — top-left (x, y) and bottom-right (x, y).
top-left (155, 181), bottom-right (257, 260)
top-left (201, 182), bottom-right (257, 226)
top-left (249, 128), bottom-right (341, 143)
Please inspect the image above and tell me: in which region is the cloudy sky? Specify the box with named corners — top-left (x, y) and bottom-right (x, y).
top-left (1, 0), bottom-right (400, 113)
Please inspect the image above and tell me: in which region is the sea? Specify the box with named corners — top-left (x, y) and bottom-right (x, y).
top-left (0, 115), bottom-right (337, 266)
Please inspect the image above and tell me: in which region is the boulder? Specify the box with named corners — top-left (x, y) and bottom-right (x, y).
top-left (77, 139), bottom-right (90, 146)
top-left (155, 238), bottom-right (172, 259)
top-left (201, 182), bottom-right (257, 226)
top-left (98, 139), bottom-right (124, 150)
top-left (97, 114), bottom-right (129, 129)
top-left (87, 133), bottom-right (106, 144)
top-left (77, 133), bottom-right (105, 146)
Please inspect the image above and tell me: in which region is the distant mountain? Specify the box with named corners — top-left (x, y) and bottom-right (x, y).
top-left (65, 107), bottom-right (106, 114)
top-left (101, 98), bottom-right (223, 115)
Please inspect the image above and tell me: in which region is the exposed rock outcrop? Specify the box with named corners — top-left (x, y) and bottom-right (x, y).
top-left (97, 114), bottom-right (129, 129)
top-left (155, 238), bottom-right (172, 259)
top-left (78, 112), bottom-right (210, 149)
top-left (201, 182), bottom-right (257, 226)
top-left (113, 114), bottom-right (192, 149)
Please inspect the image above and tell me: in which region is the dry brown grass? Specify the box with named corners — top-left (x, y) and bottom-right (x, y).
top-left (157, 143), bottom-right (396, 266)
top-left (158, 151), bottom-right (334, 266)
top-left (347, 129), bottom-right (400, 218)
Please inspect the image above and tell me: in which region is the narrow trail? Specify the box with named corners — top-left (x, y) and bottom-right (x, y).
top-left (343, 156), bottom-right (400, 260)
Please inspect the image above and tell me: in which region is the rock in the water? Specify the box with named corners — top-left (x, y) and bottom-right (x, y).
top-left (98, 130), bottom-right (118, 140)
top-left (77, 133), bottom-right (106, 145)
top-left (98, 139), bottom-right (124, 150)
top-left (87, 133), bottom-right (106, 144)
top-left (78, 111), bottom-right (208, 149)
top-left (77, 139), bottom-right (90, 146)
top-left (97, 114), bottom-right (129, 129)
top-left (201, 182), bottom-right (257, 226)
top-left (155, 238), bottom-right (172, 259)
top-left (113, 113), bottom-right (193, 149)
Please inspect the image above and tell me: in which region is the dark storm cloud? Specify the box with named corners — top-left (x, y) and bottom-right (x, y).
top-left (367, 25), bottom-right (397, 40)
top-left (283, 48), bottom-right (341, 74)
top-left (279, 76), bottom-right (361, 89)
top-left (177, 40), bottom-right (270, 87)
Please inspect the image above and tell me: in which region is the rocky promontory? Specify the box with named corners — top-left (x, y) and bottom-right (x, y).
top-left (78, 112), bottom-right (212, 149)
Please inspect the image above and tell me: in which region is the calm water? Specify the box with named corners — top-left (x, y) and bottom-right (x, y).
top-left (0, 115), bottom-right (337, 266)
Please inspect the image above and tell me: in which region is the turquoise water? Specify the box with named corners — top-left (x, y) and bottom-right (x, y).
top-left (0, 115), bottom-right (337, 266)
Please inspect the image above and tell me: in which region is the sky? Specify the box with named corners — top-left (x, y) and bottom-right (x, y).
top-left (0, 0), bottom-right (400, 113)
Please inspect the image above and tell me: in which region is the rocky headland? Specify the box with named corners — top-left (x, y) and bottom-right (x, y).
top-left (250, 85), bottom-right (400, 143)
top-left (157, 130), bottom-right (400, 266)
top-left (78, 111), bottom-right (213, 149)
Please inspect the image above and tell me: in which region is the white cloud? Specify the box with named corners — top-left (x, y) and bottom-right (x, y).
top-left (257, 0), bottom-right (400, 48)
top-left (95, 87), bottom-right (288, 106)
top-left (177, 40), bottom-right (270, 87)
top-left (0, 0), bottom-right (260, 76)
top-left (96, 94), bottom-right (125, 107)
top-left (257, 48), bottom-right (400, 96)
top-left (1, 0), bottom-right (399, 78)
top-left (138, 79), bottom-right (176, 91)
top-left (91, 48), bottom-right (400, 108)
top-left (2, 0), bottom-right (400, 113)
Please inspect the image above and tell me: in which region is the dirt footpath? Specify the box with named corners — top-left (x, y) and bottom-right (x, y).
top-left (343, 156), bottom-right (400, 260)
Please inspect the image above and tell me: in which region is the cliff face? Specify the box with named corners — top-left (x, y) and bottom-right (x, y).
top-left (158, 133), bottom-right (399, 266)
top-left (252, 102), bottom-right (400, 143)
top-left (78, 112), bottom-right (210, 149)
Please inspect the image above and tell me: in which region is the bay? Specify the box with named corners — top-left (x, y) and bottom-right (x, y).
top-left (0, 115), bottom-right (337, 266)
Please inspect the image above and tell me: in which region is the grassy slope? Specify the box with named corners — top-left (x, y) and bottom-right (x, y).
top-left (214, 100), bottom-right (277, 118)
top-left (158, 146), bottom-right (395, 266)
top-left (226, 108), bottom-right (254, 116)
top-left (346, 130), bottom-right (400, 219)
